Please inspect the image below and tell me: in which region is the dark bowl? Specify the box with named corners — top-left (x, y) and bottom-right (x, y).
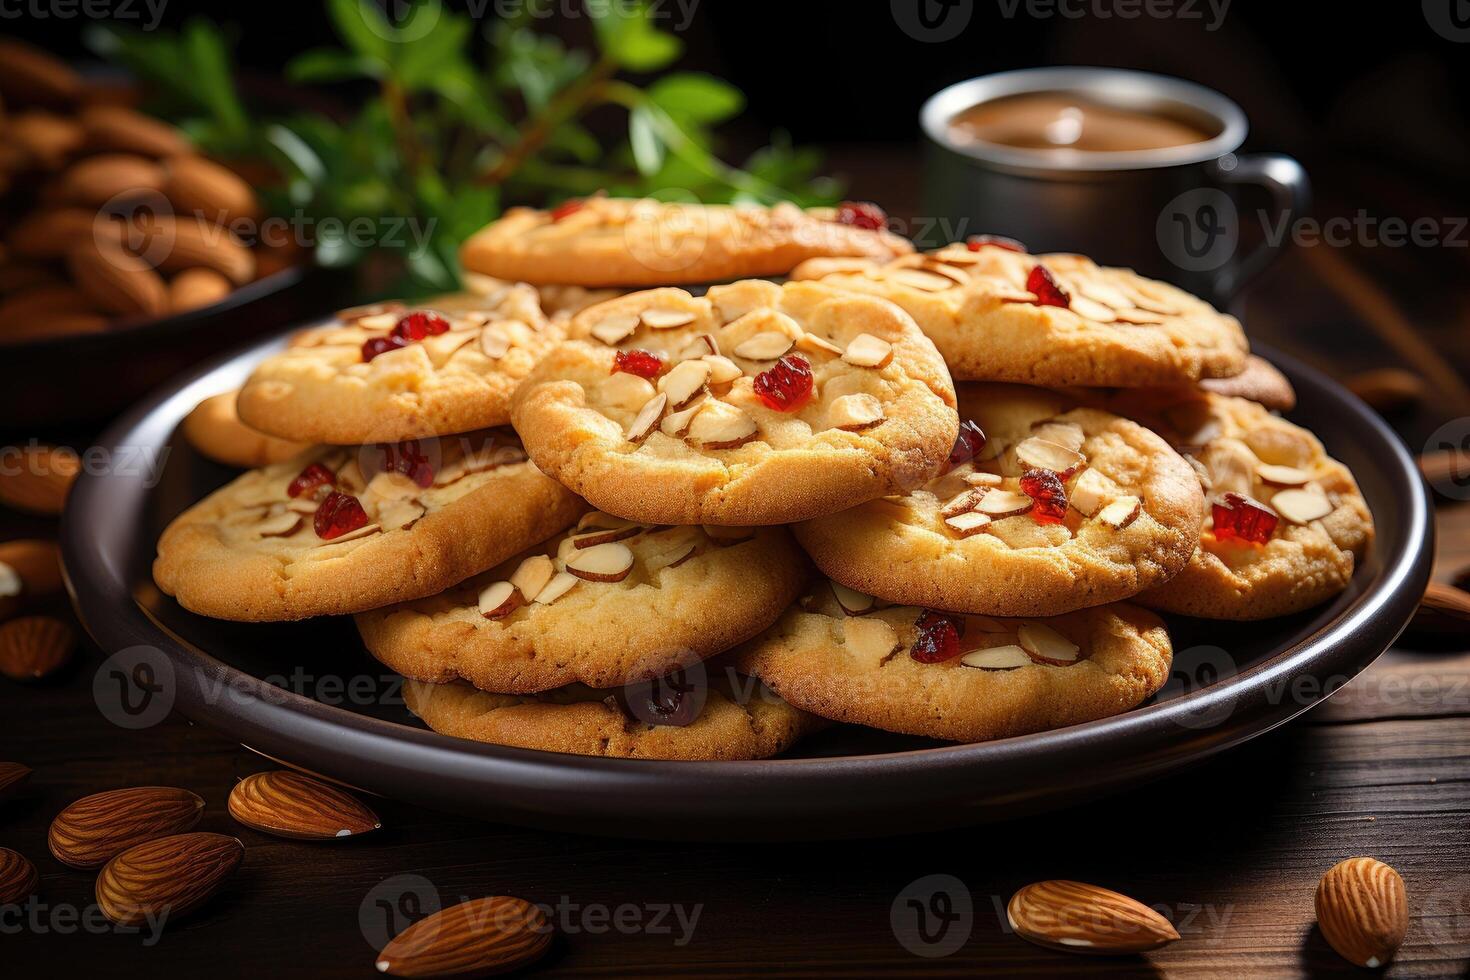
top-left (60, 336), bottom-right (1433, 840)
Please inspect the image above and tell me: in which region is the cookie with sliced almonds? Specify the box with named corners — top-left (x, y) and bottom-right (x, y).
top-left (236, 285), bottom-right (563, 444)
top-left (401, 668), bottom-right (824, 760)
top-left (153, 430), bottom-right (585, 621)
top-left (795, 383), bottom-right (1203, 617)
top-left (510, 279), bottom-right (958, 525)
top-left (791, 240), bottom-right (1249, 387)
top-left (458, 272), bottom-right (625, 321)
top-left (1094, 389), bottom-right (1373, 619)
top-left (357, 515), bottom-right (808, 693)
top-left (459, 196), bottom-right (912, 288)
top-left (733, 582), bottom-right (1171, 742)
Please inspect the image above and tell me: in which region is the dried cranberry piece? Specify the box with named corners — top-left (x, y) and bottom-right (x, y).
top-left (1020, 468), bottom-right (1068, 524)
top-left (752, 354), bottom-right (814, 412)
top-left (910, 610), bottom-right (963, 663)
top-left (1212, 491), bottom-right (1279, 544)
top-left (835, 201), bottom-right (888, 231)
top-left (381, 440), bottom-right (436, 488)
top-left (947, 419), bottom-right (987, 470)
top-left (361, 335), bottom-right (406, 362)
top-left (313, 492), bottom-right (368, 540)
top-left (1025, 264), bottom-right (1071, 308)
top-left (966, 234), bottom-right (1027, 253)
top-left (550, 198), bottom-right (584, 222)
top-left (612, 348), bottom-right (665, 379)
top-left (287, 462), bottom-right (335, 499)
top-left (391, 311), bottom-right (450, 342)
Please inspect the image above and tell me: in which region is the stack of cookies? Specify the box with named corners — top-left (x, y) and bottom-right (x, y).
top-left (155, 198), bottom-right (1373, 760)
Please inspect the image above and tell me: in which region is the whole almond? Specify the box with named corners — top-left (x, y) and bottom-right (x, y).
top-left (79, 105), bottom-right (191, 159)
top-left (1418, 582), bottom-right (1470, 623)
top-left (1316, 857), bottom-right (1408, 968)
top-left (6, 207), bottom-right (118, 261)
top-left (1007, 880), bottom-right (1180, 954)
top-left (0, 40), bottom-right (83, 108)
top-left (49, 153), bottom-right (165, 208)
top-left (49, 786), bottom-right (205, 869)
top-left (0, 761), bottom-right (33, 796)
top-left (375, 896), bottom-right (552, 978)
top-left (0, 615), bottom-right (75, 681)
top-left (68, 238), bottom-right (168, 317)
top-left (0, 539), bottom-right (64, 619)
top-left (0, 445), bottom-right (81, 514)
top-left (0, 848), bottom-right (39, 905)
top-left (96, 832), bottom-right (243, 927)
top-left (163, 155), bottom-right (259, 226)
top-left (9, 111), bottom-right (84, 171)
top-left (169, 267), bottom-right (233, 313)
top-left (137, 214), bottom-right (256, 284)
top-left (228, 771), bottom-right (381, 840)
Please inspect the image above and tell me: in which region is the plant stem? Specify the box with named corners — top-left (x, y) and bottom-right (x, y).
top-left (477, 54), bottom-right (617, 187)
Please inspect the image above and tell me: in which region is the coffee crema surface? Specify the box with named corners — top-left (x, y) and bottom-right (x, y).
top-left (948, 93), bottom-right (1215, 153)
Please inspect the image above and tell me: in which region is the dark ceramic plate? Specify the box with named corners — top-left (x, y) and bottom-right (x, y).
top-left (61, 335), bottom-right (1433, 840)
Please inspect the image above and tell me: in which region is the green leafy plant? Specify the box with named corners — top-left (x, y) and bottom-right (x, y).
top-left (87, 0), bottom-right (838, 295)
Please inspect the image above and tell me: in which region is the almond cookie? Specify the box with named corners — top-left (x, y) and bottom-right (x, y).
top-left (1198, 354), bottom-right (1296, 411)
top-left (791, 240), bottom-right (1249, 387)
top-left (401, 670), bottom-right (823, 760)
top-left (510, 279), bottom-right (959, 526)
top-left (181, 391), bottom-right (308, 468)
top-left (460, 272), bottom-right (624, 321)
top-left (357, 515), bottom-right (808, 693)
top-left (153, 430), bottom-right (584, 621)
top-left (734, 580), bottom-right (1172, 742)
top-left (459, 197), bottom-right (912, 288)
top-left (236, 286), bottom-right (562, 445)
top-left (795, 383), bottom-right (1203, 617)
top-left (1097, 389), bottom-right (1373, 619)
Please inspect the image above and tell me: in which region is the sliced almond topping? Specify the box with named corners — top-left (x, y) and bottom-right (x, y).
top-left (376, 500), bottom-right (425, 532)
top-left (600, 372), bottom-right (657, 411)
top-left (356, 312), bottom-right (400, 331)
top-left (657, 359), bottom-right (711, 409)
top-left (686, 400), bottom-right (757, 450)
top-left (830, 581), bottom-right (875, 615)
top-left (940, 489), bottom-right (983, 518)
top-left (796, 332), bottom-right (843, 357)
top-left (590, 313), bottom-right (640, 345)
top-left (1257, 463), bottom-right (1313, 487)
top-left (1015, 437), bottom-right (1086, 476)
top-left (925, 262), bottom-right (971, 284)
top-left (1018, 623), bottom-right (1080, 665)
top-left (1113, 308), bottom-right (1167, 325)
top-left (1069, 468), bottom-right (1113, 517)
top-left (890, 268), bottom-right (955, 292)
top-left (1272, 488), bottom-right (1333, 524)
top-left (323, 523), bottom-right (380, 544)
top-left (570, 524), bottom-right (641, 548)
top-left (828, 393), bottom-right (885, 431)
top-left (255, 512), bottom-right (303, 538)
top-left (1096, 495), bottom-right (1142, 529)
top-left (842, 333), bottom-right (894, 369)
top-left (975, 489), bottom-right (1034, 518)
top-left (960, 645), bottom-right (1031, 670)
top-left (576, 511), bottom-right (640, 532)
top-left (733, 331), bottom-right (794, 361)
top-left (509, 555), bottom-right (556, 602)
top-left (1032, 421), bottom-right (1086, 453)
top-left (366, 471), bottom-right (421, 502)
top-left (965, 471), bottom-right (1003, 487)
top-left (677, 334), bottom-right (720, 359)
top-left (1077, 277), bottom-right (1132, 310)
top-left (478, 580), bottom-right (520, 619)
top-left (555, 536), bottom-right (579, 566)
top-left (944, 511), bottom-right (992, 537)
top-left (660, 398), bottom-right (706, 437)
top-left (566, 542), bottom-right (635, 583)
top-left (701, 355), bottom-right (743, 385)
top-left (843, 616), bottom-right (899, 665)
top-left (534, 571), bottom-right (579, 605)
top-left (1069, 295), bottom-right (1118, 323)
top-left (478, 324), bottom-right (511, 359)
top-left (286, 498), bottom-right (321, 515)
top-left (640, 308), bottom-right (695, 330)
top-left (625, 393), bottom-right (667, 443)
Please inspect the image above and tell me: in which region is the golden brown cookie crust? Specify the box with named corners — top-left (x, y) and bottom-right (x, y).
top-left (357, 521), bottom-right (809, 693)
top-left (1198, 354), bottom-right (1296, 411)
top-left (510, 280), bottom-right (959, 525)
top-left (734, 592), bottom-right (1172, 743)
top-left (796, 383), bottom-right (1203, 617)
top-left (1100, 390), bottom-right (1373, 619)
top-left (791, 244), bottom-right (1249, 387)
top-left (459, 197), bottom-right (912, 287)
top-left (237, 287), bottom-right (563, 445)
top-left (153, 432), bottom-right (585, 621)
top-left (182, 391), bottom-right (308, 468)
top-left (402, 673), bottom-right (823, 760)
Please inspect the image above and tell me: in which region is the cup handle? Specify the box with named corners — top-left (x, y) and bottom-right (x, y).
top-left (1210, 153), bottom-right (1311, 297)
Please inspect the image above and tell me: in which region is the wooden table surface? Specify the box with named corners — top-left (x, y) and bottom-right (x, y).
top-left (5, 154), bottom-right (1470, 977)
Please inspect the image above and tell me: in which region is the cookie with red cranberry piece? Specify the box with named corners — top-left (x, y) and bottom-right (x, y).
top-left (182, 390), bottom-right (308, 468)
top-left (791, 242), bottom-right (1249, 387)
top-left (401, 668), bottom-right (823, 760)
top-left (795, 383), bottom-right (1203, 617)
top-left (236, 285), bottom-right (563, 445)
top-left (1093, 389), bottom-right (1372, 619)
top-left (459, 197), bottom-right (912, 288)
top-left (510, 279), bottom-right (959, 525)
top-left (733, 583), bottom-right (1171, 742)
top-left (357, 517), bottom-right (807, 693)
top-left (153, 430), bottom-right (585, 621)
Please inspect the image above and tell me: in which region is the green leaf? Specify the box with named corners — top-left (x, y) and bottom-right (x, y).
top-left (287, 49), bottom-right (382, 83)
top-left (648, 72), bottom-right (743, 124)
top-left (589, 0), bottom-right (682, 72)
top-left (181, 19), bottom-right (249, 138)
top-left (628, 105), bottom-right (665, 176)
top-left (393, 4), bottom-right (473, 90)
top-left (326, 0), bottom-right (392, 62)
